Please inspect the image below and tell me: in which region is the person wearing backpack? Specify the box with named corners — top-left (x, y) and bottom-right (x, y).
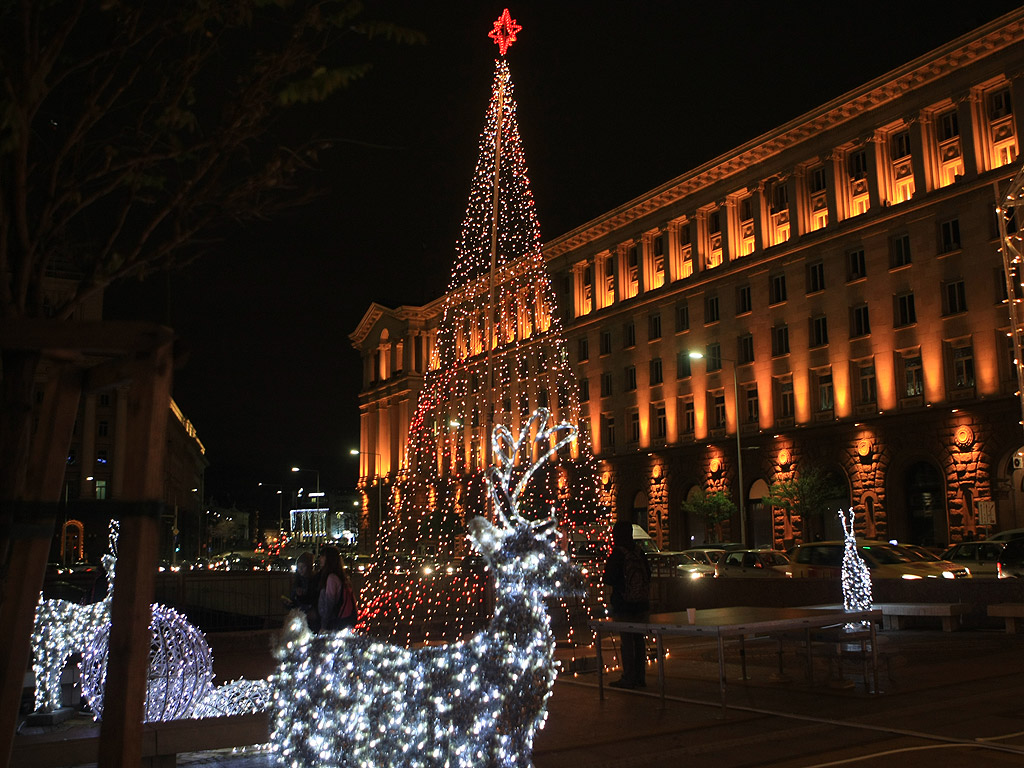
top-left (317, 545), bottom-right (359, 631)
top-left (603, 519), bottom-right (651, 688)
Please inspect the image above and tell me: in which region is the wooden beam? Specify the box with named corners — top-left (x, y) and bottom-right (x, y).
top-left (0, 320), bottom-right (174, 356)
top-left (97, 340), bottom-right (173, 768)
top-left (0, 363), bottom-right (83, 768)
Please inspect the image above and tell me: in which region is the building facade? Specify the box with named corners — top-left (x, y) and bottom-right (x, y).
top-left (354, 11), bottom-right (1024, 551)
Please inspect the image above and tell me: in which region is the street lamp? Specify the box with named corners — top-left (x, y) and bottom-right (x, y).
top-left (349, 449), bottom-right (383, 553)
top-left (689, 350), bottom-right (747, 547)
top-left (290, 467), bottom-right (321, 503)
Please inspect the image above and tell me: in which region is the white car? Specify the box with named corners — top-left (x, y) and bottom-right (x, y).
top-left (675, 552), bottom-right (717, 580)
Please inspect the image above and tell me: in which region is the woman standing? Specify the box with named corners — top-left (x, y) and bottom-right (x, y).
top-left (317, 545), bottom-right (358, 631)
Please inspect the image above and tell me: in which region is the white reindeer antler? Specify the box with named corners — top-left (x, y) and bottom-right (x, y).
top-left (488, 408), bottom-right (576, 525)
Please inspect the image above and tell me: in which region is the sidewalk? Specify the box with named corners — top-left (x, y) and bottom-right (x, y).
top-left (17, 628), bottom-right (1024, 767)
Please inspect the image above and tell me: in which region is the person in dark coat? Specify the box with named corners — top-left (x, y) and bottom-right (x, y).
top-left (286, 551), bottom-right (318, 628)
top-left (317, 545), bottom-right (358, 631)
top-left (603, 519), bottom-right (651, 688)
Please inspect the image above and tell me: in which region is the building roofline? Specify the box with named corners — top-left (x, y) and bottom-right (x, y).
top-left (542, 7), bottom-right (1024, 258)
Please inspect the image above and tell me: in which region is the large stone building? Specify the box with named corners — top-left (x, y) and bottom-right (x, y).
top-left (353, 10), bottom-right (1024, 552)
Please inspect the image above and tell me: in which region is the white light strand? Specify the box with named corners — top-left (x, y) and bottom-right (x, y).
top-left (271, 414), bottom-right (584, 768)
top-left (32, 519), bottom-right (270, 721)
top-left (839, 507), bottom-right (872, 629)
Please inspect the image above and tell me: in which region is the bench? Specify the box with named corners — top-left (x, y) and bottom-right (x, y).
top-left (987, 603), bottom-right (1024, 633)
top-left (874, 602), bottom-right (968, 632)
top-left (12, 711), bottom-right (270, 768)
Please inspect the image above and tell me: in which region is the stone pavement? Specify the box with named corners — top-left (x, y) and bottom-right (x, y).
top-left (16, 627), bottom-right (1024, 767)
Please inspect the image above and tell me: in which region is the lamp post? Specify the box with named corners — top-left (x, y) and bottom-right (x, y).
top-left (689, 351), bottom-right (747, 547)
top-left (349, 449), bottom-right (383, 553)
top-left (291, 467), bottom-right (321, 542)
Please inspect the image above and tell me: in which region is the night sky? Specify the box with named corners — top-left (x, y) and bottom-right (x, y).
top-left (104, 1), bottom-right (1024, 507)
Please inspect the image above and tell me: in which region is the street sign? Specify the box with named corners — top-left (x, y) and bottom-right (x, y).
top-left (978, 499), bottom-right (996, 527)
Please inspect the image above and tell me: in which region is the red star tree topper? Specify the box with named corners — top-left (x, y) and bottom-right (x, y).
top-left (488, 8), bottom-right (521, 56)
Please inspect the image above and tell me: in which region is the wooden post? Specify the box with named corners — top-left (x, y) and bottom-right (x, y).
top-left (97, 339), bottom-right (173, 768)
top-left (0, 363), bottom-right (83, 768)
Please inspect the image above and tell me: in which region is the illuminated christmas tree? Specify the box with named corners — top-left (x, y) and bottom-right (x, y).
top-left (361, 11), bottom-right (609, 645)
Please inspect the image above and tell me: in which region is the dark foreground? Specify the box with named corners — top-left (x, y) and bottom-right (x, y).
top-left (16, 627), bottom-right (1024, 768)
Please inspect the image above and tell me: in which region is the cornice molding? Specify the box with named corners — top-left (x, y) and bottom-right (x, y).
top-left (543, 14), bottom-right (1024, 260)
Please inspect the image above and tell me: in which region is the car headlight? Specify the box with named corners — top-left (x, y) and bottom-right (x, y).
top-left (942, 570), bottom-right (956, 579)
top-left (422, 565), bottom-right (434, 576)
top-left (901, 573), bottom-right (922, 580)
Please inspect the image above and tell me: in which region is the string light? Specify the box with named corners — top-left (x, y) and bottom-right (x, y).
top-left (361, 51), bottom-right (611, 648)
top-left (32, 520), bottom-right (270, 721)
top-left (271, 411), bottom-right (584, 768)
top-left (839, 507), bottom-right (872, 629)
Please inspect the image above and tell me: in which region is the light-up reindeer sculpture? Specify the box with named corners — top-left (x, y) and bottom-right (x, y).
top-left (839, 507), bottom-right (872, 627)
top-left (271, 408), bottom-right (584, 768)
top-left (31, 520), bottom-right (119, 712)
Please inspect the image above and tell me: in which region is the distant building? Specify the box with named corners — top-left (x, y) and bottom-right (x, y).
top-left (354, 10), bottom-right (1024, 551)
top-left (39, 267), bottom-right (208, 564)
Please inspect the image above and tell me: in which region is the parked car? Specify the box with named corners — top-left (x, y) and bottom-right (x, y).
top-left (791, 540), bottom-right (971, 579)
top-left (675, 552), bottom-right (717, 580)
top-left (681, 548), bottom-right (727, 565)
top-left (893, 543), bottom-right (944, 562)
top-left (989, 528), bottom-right (1024, 542)
top-left (939, 541), bottom-right (1006, 577)
top-left (714, 549), bottom-right (791, 578)
top-left (997, 537), bottom-right (1024, 578)
top-left (632, 525), bottom-right (686, 576)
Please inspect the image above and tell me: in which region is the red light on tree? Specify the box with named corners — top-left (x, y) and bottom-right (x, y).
top-left (488, 8), bottom-right (521, 56)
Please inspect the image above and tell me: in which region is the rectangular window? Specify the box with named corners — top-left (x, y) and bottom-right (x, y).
top-left (940, 218), bottom-right (961, 253)
top-left (811, 315), bottom-right (829, 348)
top-left (944, 279), bottom-right (967, 315)
top-left (600, 330), bottom-right (612, 355)
top-left (676, 351), bottom-right (692, 379)
top-left (682, 398), bottom-right (695, 434)
top-left (654, 404), bottom-right (667, 439)
top-left (601, 372), bottom-right (613, 397)
top-left (807, 261), bottom-right (825, 294)
top-left (712, 392), bottom-right (727, 428)
top-left (579, 378), bottom-right (590, 402)
top-left (848, 148), bottom-right (870, 216)
top-left (816, 371), bottom-right (834, 412)
top-left (776, 378), bottom-right (794, 419)
top-left (705, 295), bottom-right (720, 324)
top-left (604, 415), bottom-right (616, 448)
top-left (707, 209), bottom-right (724, 268)
top-left (99, 394), bottom-right (111, 407)
top-left (624, 321), bottom-right (636, 348)
top-left (676, 303), bottom-right (690, 332)
top-left (628, 411), bottom-right (640, 444)
top-left (95, 479), bottom-right (108, 500)
top-left (650, 357), bottom-right (663, 385)
top-left (936, 108), bottom-right (964, 187)
top-left (987, 87), bottom-right (1017, 169)
top-left (809, 166), bottom-right (828, 230)
top-left (891, 233), bottom-right (912, 268)
top-left (903, 354), bottom-right (924, 397)
top-left (706, 342), bottom-right (722, 372)
top-left (577, 337), bottom-right (589, 362)
top-left (851, 304), bottom-right (871, 337)
top-left (772, 325), bottom-right (790, 356)
top-left (675, 222), bottom-right (694, 280)
top-left (896, 292), bottom-right (917, 326)
top-left (745, 384), bottom-right (759, 424)
top-left (738, 196), bottom-right (755, 256)
top-left (736, 284), bottom-right (752, 315)
top-left (952, 345), bottom-right (975, 389)
top-left (648, 313), bottom-right (662, 340)
top-left (769, 179), bottom-right (791, 245)
top-left (651, 234), bottom-right (666, 289)
top-left (847, 248), bottom-right (867, 281)
top-left (738, 334), bottom-right (755, 364)
top-left (98, 420), bottom-right (109, 438)
top-left (769, 273), bottom-right (787, 304)
top-left (858, 362), bottom-right (877, 404)
top-left (625, 365), bottom-right (637, 391)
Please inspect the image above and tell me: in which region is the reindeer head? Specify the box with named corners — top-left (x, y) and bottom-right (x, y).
top-left (466, 409), bottom-right (585, 598)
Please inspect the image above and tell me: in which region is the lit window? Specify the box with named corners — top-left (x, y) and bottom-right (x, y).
top-left (847, 149), bottom-right (870, 216)
top-left (816, 371), bottom-right (834, 412)
top-left (987, 87), bottom-right (1017, 169)
top-left (808, 166), bottom-right (828, 231)
top-left (738, 196), bottom-right (755, 256)
top-left (768, 180), bottom-right (790, 245)
top-left (936, 109), bottom-right (963, 187)
top-left (903, 354), bottom-right (924, 397)
top-left (706, 210), bottom-right (723, 268)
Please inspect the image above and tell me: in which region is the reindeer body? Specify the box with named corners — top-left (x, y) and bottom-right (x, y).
top-left (271, 410), bottom-right (581, 768)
